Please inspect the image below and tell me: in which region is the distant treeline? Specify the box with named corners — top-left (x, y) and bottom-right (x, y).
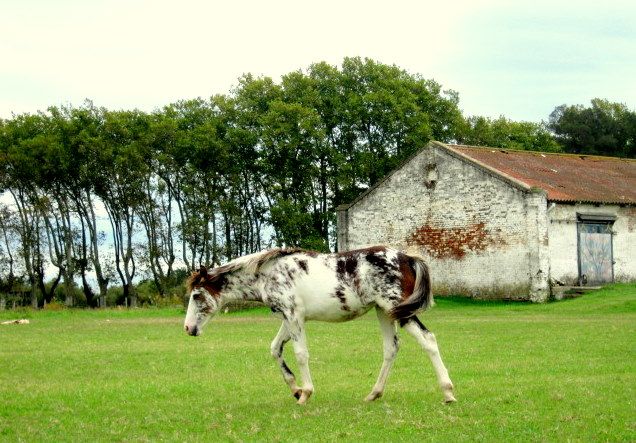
top-left (1, 57), bottom-right (634, 308)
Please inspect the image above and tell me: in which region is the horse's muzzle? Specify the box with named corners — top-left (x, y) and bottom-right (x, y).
top-left (184, 324), bottom-right (199, 336)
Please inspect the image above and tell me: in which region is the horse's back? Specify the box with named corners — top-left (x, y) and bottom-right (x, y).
top-left (266, 247), bottom-right (408, 322)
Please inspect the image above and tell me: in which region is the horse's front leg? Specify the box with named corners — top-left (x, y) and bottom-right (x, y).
top-left (270, 322), bottom-right (302, 400)
top-left (285, 318), bottom-right (314, 405)
top-left (365, 306), bottom-right (399, 401)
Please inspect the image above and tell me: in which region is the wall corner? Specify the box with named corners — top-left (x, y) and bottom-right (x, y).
top-left (526, 191), bottom-right (550, 302)
top-left (336, 204), bottom-right (349, 252)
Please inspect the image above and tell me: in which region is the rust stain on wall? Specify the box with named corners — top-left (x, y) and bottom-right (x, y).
top-left (407, 222), bottom-right (502, 260)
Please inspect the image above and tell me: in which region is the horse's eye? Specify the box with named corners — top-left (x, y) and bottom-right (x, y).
top-left (192, 291), bottom-right (204, 301)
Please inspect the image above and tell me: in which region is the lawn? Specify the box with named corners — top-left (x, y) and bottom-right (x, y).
top-left (1, 284), bottom-right (634, 442)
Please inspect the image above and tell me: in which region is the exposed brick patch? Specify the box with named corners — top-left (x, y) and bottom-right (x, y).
top-left (407, 222), bottom-right (502, 260)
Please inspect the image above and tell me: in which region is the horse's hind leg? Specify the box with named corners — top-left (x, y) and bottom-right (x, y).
top-left (402, 316), bottom-right (456, 403)
top-left (270, 323), bottom-right (301, 400)
top-left (365, 307), bottom-right (399, 401)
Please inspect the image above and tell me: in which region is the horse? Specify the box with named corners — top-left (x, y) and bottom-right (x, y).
top-left (184, 246), bottom-right (456, 405)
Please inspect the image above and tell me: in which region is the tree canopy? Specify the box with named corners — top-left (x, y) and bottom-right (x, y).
top-left (548, 98), bottom-right (636, 157)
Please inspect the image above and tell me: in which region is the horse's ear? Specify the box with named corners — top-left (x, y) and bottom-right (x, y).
top-left (198, 265), bottom-right (208, 278)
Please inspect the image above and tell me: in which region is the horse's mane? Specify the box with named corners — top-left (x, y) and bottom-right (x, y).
top-left (186, 248), bottom-right (307, 293)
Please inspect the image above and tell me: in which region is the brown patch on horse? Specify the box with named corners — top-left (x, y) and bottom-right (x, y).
top-left (334, 286), bottom-right (350, 311)
top-left (398, 253), bottom-right (416, 301)
top-left (186, 266), bottom-right (226, 298)
top-left (295, 258), bottom-right (309, 273)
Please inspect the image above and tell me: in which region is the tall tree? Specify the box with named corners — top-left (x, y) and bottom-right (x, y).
top-left (0, 204), bottom-right (19, 307)
top-left (261, 100), bottom-right (326, 249)
top-left (50, 104), bottom-right (111, 306)
top-left (0, 113), bottom-right (62, 307)
top-left (549, 98), bottom-right (636, 157)
top-left (457, 116), bottom-right (561, 152)
top-left (95, 110), bottom-right (149, 307)
top-left (29, 118), bottom-right (80, 306)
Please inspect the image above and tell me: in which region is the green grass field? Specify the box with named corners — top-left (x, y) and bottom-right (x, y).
top-left (1, 284), bottom-right (635, 442)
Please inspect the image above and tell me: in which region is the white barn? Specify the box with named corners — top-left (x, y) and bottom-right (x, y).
top-left (336, 141), bottom-right (636, 301)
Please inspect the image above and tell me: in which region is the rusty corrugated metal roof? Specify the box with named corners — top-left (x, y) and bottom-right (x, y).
top-left (446, 144), bottom-right (636, 204)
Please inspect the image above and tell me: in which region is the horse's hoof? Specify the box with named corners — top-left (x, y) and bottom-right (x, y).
top-left (444, 395), bottom-right (457, 404)
top-left (296, 390), bottom-right (312, 405)
top-left (364, 391), bottom-right (382, 402)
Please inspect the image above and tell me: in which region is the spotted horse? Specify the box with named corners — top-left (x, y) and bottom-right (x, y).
top-left (184, 246), bottom-right (456, 405)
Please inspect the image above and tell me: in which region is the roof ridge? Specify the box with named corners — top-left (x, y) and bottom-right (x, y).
top-left (448, 144), bottom-right (636, 162)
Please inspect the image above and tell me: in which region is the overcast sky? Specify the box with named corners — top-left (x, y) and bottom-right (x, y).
top-left (2, 0), bottom-right (635, 122)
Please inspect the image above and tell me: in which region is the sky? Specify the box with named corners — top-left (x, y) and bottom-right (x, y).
top-left (1, 0), bottom-right (635, 123)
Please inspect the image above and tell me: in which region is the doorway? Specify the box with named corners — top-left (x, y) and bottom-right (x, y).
top-left (577, 214), bottom-right (615, 285)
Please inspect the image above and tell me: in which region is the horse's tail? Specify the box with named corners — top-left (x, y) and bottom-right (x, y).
top-left (389, 253), bottom-right (434, 325)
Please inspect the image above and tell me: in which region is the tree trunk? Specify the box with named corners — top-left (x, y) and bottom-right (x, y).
top-left (81, 270), bottom-right (96, 307)
top-left (124, 283), bottom-right (138, 308)
top-left (64, 275), bottom-right (75, 305)
top-left (30, 288), bottom-right (38, 309)
top-left (63, 271), bottom-right (74, 307)
top-left (38, 269), bottom-right (62, 306)
top-left (97, 276), bottom-right (108, 308)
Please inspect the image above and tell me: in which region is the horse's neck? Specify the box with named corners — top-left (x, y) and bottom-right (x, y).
top-left (220, 271), bottom-right (264, 304)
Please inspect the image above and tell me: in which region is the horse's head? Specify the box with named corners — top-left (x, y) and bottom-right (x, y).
top-left (184, 266), bottom-right (222, 336)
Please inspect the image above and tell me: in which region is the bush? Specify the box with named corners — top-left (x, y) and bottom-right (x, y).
top-left (53, 284), bottom-right (86, 307)
top-left (43, 300), bottom-right (66, 311)
top-left (106, 286), bottom-right (124, 307)
top-left (135, 280), bottom-right (157, 306)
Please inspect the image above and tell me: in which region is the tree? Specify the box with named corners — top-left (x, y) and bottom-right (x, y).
top-left (95, 110), bottom-right (150, 307)
top-left (457, 116), bottom-right (561, 152)
top-left (252, 58), bottom-right (466, 249)
top-left (0, 204), bottom-right (20, 306)
top-left (0, 113), bottom-right (62, 307)
top-left (302, 58), bottom-right (464, 211)
top-left (53, 104), bottom-right (111, 306)
top-left (146, 105), bottom-right (192, 274)
top-left (260, 100), bottom-right (326, 249)
top-left (548, 99), bottom-right (636, 157)
top-left (29, 121), bottom-right (80, 307)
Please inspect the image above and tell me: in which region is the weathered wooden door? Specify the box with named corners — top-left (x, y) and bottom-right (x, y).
top-left (577, 217), bottom-right (614, 285)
